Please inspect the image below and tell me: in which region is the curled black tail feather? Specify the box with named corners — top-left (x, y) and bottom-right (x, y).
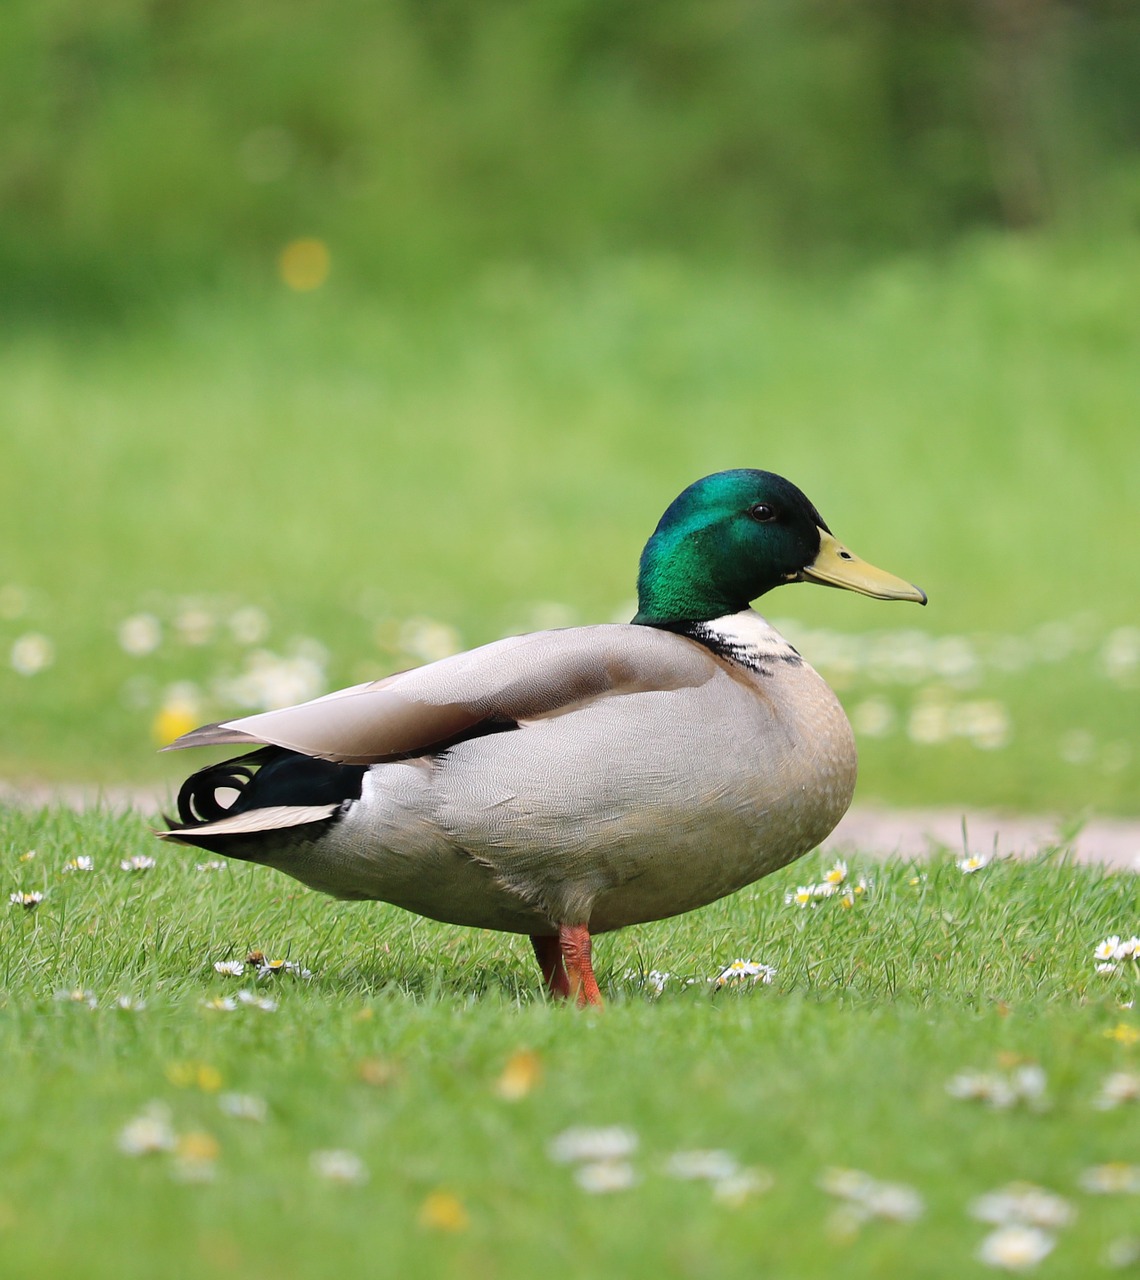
top-left (172, 747), bottom-right (278, 827)
top-left (167, 746), bottom-right (368, 833)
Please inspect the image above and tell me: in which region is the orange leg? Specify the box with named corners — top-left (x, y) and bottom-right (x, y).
top-left (530, 934), bottom-right (571, 1000)
top-left (558, 923), bottom-right (604, 1009)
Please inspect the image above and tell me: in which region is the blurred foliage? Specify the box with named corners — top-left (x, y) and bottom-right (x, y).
top-left (1, 0), bottom-right (1138, 316)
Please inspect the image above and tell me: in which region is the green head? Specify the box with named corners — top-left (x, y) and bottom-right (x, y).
top-left (633, 469), bottom-right (926, 626)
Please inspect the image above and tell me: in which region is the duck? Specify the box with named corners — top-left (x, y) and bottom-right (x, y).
top-left (160, 469), bottom-right (925, 1006)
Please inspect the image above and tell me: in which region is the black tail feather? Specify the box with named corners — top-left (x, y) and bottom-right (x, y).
top-left (167, 747), bottom-right (367, 832)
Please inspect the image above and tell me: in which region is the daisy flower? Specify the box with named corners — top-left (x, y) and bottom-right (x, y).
top-left (9, 890), bottom-right (43, 909)
top-left (977, 1224), bottom-right (1056, 1271)
top-left (250, 957), bottom-right (313, 980)
top-left (114, 995), bottom-right (146, 1012)
top-left (548, 1126), bottom-right (638, 1164)
top-left (818, 1167), bottom-right (924, 1222)
top-left (172, 1131), bottom-right (220, 1183)
top-left (1095, 937), bottom-right (1123, 962)
top-left (712, 1167), bottom-right (774, 1206)
top-left (970, 1182), bottom-right (1074, 1229)
top-left (1078, 1163), bottom-right (1140, 1195)
top-left (574, 1161), bottom-right (638, 1193)
top-left (1092, 1072), bottom-right (1140, 1110)
top-left (665, 1150), bottom-right (739, 1181)
top-left (946, 1065), bottom-right (1046, 1110)
top-left (946, 1071), bottom-right (1016, 1108)
top-left (821, 860), bottom-right (848, 886)
top-left (213, 960), bottom-right (245, 977)
top-left (118, 1103), bottom-right (176, 1156)
top-left (195, 861), bottom-right (227, 872)
top-left (53, 988), bottom-right (97, 1008)
top-left (236, 990), bottom-right (277, 1011)
top-left (119, 856), bottom-right (156, 872)
top-left (958, 854), bottom-right (991, 874)
top-left (311, 1149), bottom-right (368, 1185)
top-left (713, 959), bottom-right (776, 987)
top-left (62, 857), bottom-right (94, 873)
top-left (785, 885), bottom-right (816, 907)
top-left (218, 1093), bottom-right (268, 1122)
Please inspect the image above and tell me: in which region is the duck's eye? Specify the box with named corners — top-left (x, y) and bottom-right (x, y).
top-left (748, 503), bottom-right (776, 522)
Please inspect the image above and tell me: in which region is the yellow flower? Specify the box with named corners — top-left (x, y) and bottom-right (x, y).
top-left (495, 1049), bottom-right (542, 1100)
top-left (279, 238), bottom-right (331, 291)
top-left (152, 703), bottom-right (199, 747)
top-left (418, 1191), bottom-right (470, 1232)
top-left (1105, 1023), bottom-right (1140, 1046)
top-left (177, 1131), bottom-right (220, 1162)
top-left (165, 1061), bottom-right (224, 1091)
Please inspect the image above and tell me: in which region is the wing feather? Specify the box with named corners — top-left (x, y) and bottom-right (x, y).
top-left (164, 626), bottom-right (714, 764)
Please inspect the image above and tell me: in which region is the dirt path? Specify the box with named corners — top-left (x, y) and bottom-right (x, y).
top-left (2, 781), bottom-right (1138, 871)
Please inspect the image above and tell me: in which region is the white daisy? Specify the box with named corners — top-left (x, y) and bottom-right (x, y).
top-left (118, 1103), bottom-right (176, 1156)
top-left (977, 1224), bottom-right (1055, 1270)
top-left (860, 1181), bottom-right (924, 1222)
top-left (713, 959), bottom-right (776, 987)
top-left (213, 960), bottom-right (245, 977)
top-left (1092, 1072), bottom-right (1140, 1110)
top-left (236, 990), bottom-right (278, 1011)
top-left (665, 1149), bottom-right (739, 1181)
top-left (118, 613), bottom-right (162, 657)
top-left (114, 995), bottom-right (147, 1012)
top-left (9, 890), bottom-right (44, 909)
top-left (195, 861), bottom-right (227, 872)
top-left (818, 1167), bottom-right (923, 1221)
top-left (785, 885), bottom-right (816, 907)
top-left (573, 1161), bottom-right (638, 1193)
top-left (958, 854), bottom-right (991, 874)
top-left (62, 857), bottom-right (94, 873)
top-left (256, 959), bottom-right (313, 980)
top-left (548, 1126), bottom-right (638, 1164)
top-left (1095, 937), bottom-right (1123, 962)
top-left (1079, 1163), bottom-right (1140, 1194)
top-left (946, 1071), bottom-right (1017, 1108)
top-left (119, 856), bottom-right (156, 872)
top-left (218, 1092), bottom-right (268, 1122)
top-left (970, 1182), bottom-right (1074, 1229)
top-left (311, 1149), bottom-right (368, 1185)
top-left (711, 1167), bottom-right (774, 1205)
top-left (821, 860), bottom-right (848, 885)
top-left (53, 988), bottom-right (97, 1008)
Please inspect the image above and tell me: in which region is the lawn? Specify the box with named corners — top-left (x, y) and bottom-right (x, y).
top-left (0, 236), bottom-right (1137, 814)
top-left (1, 804), bottom-right (1138, 1279)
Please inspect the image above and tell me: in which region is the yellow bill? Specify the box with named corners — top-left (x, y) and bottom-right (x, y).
top-left (802, 529), bottom-right (927, 604)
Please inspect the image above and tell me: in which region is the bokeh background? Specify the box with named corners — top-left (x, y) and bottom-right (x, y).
top-left (1, 0), bottom-right (1138, 813)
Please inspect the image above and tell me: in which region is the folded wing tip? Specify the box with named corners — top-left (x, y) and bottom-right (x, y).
top-left (160, 723), bottom-right (262, 752)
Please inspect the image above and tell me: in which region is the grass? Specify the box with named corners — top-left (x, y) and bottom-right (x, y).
top-left (1, 804), bottom-right (1139, 1279)
top-left (0, 235), bottom-right (1137, 813)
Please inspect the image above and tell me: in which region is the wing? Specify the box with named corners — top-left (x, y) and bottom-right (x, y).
top-left (163, 625), bottom-right (716, 764)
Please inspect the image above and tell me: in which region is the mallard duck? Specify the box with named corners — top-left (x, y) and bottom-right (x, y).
top-left (161, 470), bottom-right (925, 1005)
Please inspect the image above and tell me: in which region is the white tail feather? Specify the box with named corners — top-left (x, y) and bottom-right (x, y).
top-left (160, 804), bottom-right (339, 839)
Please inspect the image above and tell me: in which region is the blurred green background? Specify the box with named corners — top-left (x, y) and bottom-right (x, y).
top-left (1, 0), bottom-right (1138, 813)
